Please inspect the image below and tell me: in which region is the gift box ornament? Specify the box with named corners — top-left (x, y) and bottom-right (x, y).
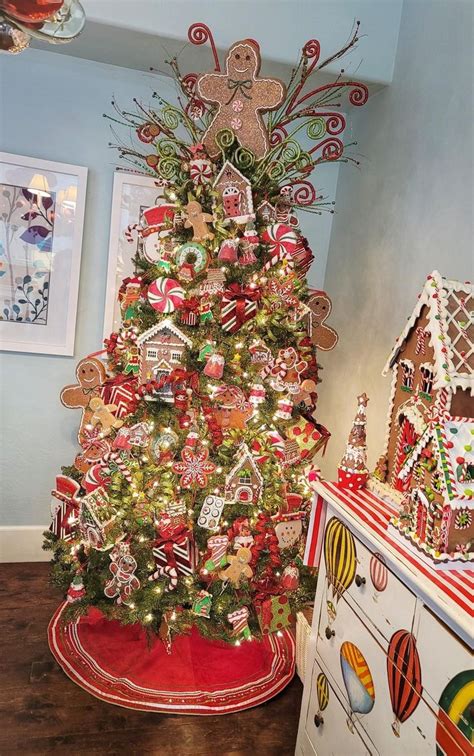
top-left (256, 594), bottom-right (292, 634)
top-left (287, 416), bottom-right (329, 459)
top-left (50, 475), bottom-right (81, 541)
top-left (153, 529), bottom-right (197, 576)
top-left (221, 283), bottom-right (260, 333)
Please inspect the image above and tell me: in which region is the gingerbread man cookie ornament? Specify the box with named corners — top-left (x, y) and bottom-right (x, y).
top-left (89, 397), bottom-right (124, 435)
top-left (218, 546), bottom-right (253, 587)
top-left (197, 39), bottom-right (285, 159)
top-left (184, 200), bottom-right (214, 242)
top-left (60, 357), bottom-right (107, 442)
top-left (305, 291), bottom-right (339, 351)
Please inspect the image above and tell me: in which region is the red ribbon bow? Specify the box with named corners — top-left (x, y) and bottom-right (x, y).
top-left (224, 283), bottom-right (261, 328)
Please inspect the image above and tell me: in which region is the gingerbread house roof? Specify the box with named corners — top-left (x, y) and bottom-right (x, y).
top-left (398, 418), bottom-right (474, 508)
top-left (226, 443), bottom-right (264, 487)
top-left (383, 271), bottom-right (473, 395)
top-left (137, 319), bottom-right (192, 348)
top-left (214, 160), bottom-right (251, 190)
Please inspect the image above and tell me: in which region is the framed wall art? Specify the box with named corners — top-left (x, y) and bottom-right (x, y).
top-left (0, 152), bottom-right (87, 355)
top-left (103, 171), bottom-right (166, 338)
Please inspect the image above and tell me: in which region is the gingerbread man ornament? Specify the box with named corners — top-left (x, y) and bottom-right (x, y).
top-left (197, 39), bottom-right (285, 159)
top-left (60, 357), bottom-right (107, 442)
top-left (89, 397), bottom-right (123, 435)
top-left (305, 291), bottom-right (339, 351)
top-left (184, 200), bottom-right (214, 242)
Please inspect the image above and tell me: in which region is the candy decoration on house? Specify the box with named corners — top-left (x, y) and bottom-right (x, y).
top-left (323, 517), bottom-right (356, 619)
top-left (338, 393), bottom-right (369, 490)
top-left (435, 670), bottom-right (474, 756)
top-left (386, 630), bottom-right (423, 737)
top-left (46, 22), bottom-right (369, 688)
top-left (340, 642), bottom-right (375, 732)
top-left (368, 271), bottom-right (473, 568)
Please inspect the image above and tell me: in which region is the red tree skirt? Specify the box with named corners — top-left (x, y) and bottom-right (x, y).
top-left (48, 603), bottom-right (295, 714)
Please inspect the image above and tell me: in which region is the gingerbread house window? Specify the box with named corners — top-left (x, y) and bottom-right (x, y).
top-left (400, 360), bottom-right (414, 391)
top-left (171, 351), bottom-right (181, 362)
top-left (420, 364), bottom-right (434, 396)
top-left (147, 348), bottom-right (158, 359)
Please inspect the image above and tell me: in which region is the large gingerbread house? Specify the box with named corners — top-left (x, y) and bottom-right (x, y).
top-left (370, 271), bottom-right (473, 566)
top-left (137, 320), bottom-right (192, 402)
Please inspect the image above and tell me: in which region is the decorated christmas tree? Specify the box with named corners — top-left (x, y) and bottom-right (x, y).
top-left (45, 23), bottom-right (368, 648)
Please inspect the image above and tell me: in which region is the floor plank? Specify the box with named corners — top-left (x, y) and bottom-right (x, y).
top-left (0, 563), bottom-right (302, 755)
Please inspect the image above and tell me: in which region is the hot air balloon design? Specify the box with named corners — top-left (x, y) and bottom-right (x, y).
top-left (387, 630), bottom-right (423, 737)
top-left (324, 517), bottom-right (357, 623)
top-left (370, 552), bottom-right (388, 601)
top-left (314, 672), bottom-right (329, 727)
top-left (436, 670), bottom-right (474, 756)
top-left (340, 641), bottom-right (375, 732)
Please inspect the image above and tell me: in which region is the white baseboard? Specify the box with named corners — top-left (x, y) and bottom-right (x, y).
top-left (0, 526), bottom-right (49, 562)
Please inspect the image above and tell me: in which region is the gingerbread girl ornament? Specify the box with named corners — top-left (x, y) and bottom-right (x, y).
top-left (197, 39), bottom-right (286, 159)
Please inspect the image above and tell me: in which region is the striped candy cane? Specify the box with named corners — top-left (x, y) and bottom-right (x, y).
top-left (149, 564), bottom-right (179, 591)
top-left (104, 450), bottom-right (133, 483)
top-left (125, 223), bottom-right (140, 243)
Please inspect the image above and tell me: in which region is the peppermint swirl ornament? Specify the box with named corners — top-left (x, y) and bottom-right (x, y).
top-left (147, 277), bottom-right (184, 313)
top-left (261, 223), bottom-right (298, 257)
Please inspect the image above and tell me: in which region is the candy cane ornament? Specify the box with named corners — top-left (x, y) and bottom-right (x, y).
top-left (149, 564), bottom-right (179, 592)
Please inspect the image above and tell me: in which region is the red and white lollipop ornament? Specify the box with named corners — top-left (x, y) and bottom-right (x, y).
top-left (147, 277), bottom-right (185, 313)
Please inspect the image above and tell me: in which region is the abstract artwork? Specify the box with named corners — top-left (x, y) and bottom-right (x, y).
top-left (0, 153), bottom-right (87, 355)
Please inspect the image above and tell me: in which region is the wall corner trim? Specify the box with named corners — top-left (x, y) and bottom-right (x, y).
top-left (0, 526), bottom-right (49, 563)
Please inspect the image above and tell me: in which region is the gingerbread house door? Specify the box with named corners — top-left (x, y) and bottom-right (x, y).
top-left (393, 417), bottom-right (418, 489)
top-left (222, 186), bottom-right (242, 218)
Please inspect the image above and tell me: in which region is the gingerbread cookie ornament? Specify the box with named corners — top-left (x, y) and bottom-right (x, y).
top-left (60, 357), bottom-right (107, 442)
top-left (305, 291), bottom-right (339, 351)
top-left (197, 39), bottom-right (285, 159)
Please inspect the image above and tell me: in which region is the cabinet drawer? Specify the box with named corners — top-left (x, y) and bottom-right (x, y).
top-left (316, 592), bottom-right (438, 754)
top-left (322, 515), bottom-right (418, 643)
top-left (305, 655), bottom-right (376, 755)
top-left (415, 606), bottom-right (474, 755)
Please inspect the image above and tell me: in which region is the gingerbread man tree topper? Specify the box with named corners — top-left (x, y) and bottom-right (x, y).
top-left (197, 39), bottom-right (285, 159)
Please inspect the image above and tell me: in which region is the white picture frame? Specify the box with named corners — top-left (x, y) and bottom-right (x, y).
top-left (103, 171), bottom-right (165, 339)
top-left (0, 152), bottom-right (87, 356)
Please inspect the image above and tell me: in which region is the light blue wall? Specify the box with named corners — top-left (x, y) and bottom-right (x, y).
top-left (0, 48), bottom-right (338, 527)
top-left (318, 0), bottom-right (473, 478)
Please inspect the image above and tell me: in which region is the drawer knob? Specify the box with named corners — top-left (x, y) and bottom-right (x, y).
top-left (314, 714), bottom-right (324, 728)
top-left (325, 626), bottom-right (335, 639)
top-left (355, 574), bottom-right (366, 587)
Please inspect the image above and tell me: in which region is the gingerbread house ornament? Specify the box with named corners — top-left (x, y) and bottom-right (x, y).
top-left (214, 161), bottom-right (255, 224)
top-left (225, 443), bottom-right (264, 504)
top-left (368, 271), bottom-right (473, 568)
top-left (137, 320), bottom-right (192, 402)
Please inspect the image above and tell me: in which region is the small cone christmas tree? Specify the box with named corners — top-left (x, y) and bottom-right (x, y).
top-left (338, 393), bottom-right (369, 490)
top-left (45, 23), bottom-right (368, 651)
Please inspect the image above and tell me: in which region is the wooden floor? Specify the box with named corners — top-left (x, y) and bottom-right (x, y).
top-left (0, 563), bottom-right (302, 755)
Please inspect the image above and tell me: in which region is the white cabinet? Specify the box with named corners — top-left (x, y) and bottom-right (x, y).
top-left (296, 482), bottom-right (473, 756)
